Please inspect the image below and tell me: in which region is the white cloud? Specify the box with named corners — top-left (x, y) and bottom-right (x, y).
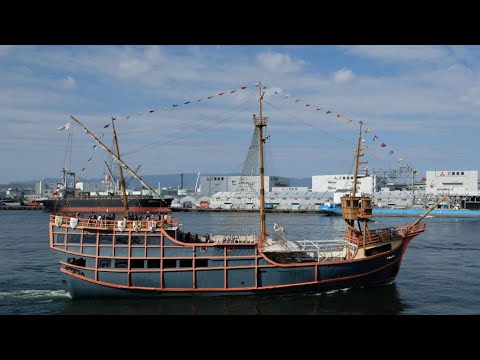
top-left (256, 51), bottom-right (304, 73)
top-left (339, 45), bottom-right (449, 63)
top-left (332, 68), bottom-right (355, 84)
top-left (57, 75), bottom-right (76, 90)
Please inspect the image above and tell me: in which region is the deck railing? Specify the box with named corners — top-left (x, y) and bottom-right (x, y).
top-left (344, 223), bottom-right (426, 246)
top-left (50, 214), bottom-right (179, 230)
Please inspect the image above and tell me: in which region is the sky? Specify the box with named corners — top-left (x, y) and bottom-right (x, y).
top-left (0, 45), bottom-right (479, 185)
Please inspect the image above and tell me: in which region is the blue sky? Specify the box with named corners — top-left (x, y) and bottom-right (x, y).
top-left (1, 45), bottom-right (479, 184)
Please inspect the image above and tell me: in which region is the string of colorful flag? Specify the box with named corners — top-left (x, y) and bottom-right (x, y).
top-left (56, 83), bottom-right (261, 175)
top-left (264, 86), bottom-right (407, 165)
top-left (57, 81), bottom-right (408, 176)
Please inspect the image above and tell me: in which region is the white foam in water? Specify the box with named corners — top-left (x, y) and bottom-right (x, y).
top-left (0, 290), bottom-right (71, 300)
top-left (313, 287), bottom-right (352, 296)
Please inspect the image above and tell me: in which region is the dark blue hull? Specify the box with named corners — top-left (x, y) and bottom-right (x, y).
top-left (65, 246), bottom-right (404, 299)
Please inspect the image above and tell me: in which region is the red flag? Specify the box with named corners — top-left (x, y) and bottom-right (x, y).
top-left (197, 98), bottom-right (203, 102)
top-left (380, 143), bottom-right (387, 147)
top-left (218, 92), bottom-right (225, 96)
top-left (241, 86), bottom-right (247, 89)
top-left (373, 135), bottom-right (379, 141)
top-left (336, 114), bottom-right (343, 118)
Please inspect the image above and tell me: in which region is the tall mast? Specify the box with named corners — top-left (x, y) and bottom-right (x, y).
top-left (255, 81), bottom-right (267, 243)
top-left (352, 120), bottom-right (367, 196)
top-left (111, 117), bottom-right (129, 219)
top-left (70, 115), bottom-right (162, 199)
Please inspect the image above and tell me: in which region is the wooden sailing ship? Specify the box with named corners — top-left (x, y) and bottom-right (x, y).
top-left (49, 82), bottom-right (445, 298)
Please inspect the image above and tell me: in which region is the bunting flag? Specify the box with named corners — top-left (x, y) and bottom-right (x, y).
top-left (397, 157), bottom-right (404, 162)
top-left (104, 124), bottom-right (110, 128)
top-left (57, 122), bottom-right (70, 131)
top-left (264, 84), bottom-right (412, 169)
top-left (88, 157), bottom-right (92, 161)
top-left (421, 177), bottom-right (426, 183)
top-left (94, 81), bottom-right (410, 170)
top-left (93, 145), bottom-right (97, 149)
top-left (82, 168), bottom-right (85, 172)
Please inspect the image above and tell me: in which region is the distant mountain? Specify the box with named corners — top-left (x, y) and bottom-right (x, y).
top-left (2, 174), bottom-right (312, 190)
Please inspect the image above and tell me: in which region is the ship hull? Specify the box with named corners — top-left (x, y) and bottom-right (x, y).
top-left (43, 197), bottom-right (172, 214)
top-left (65, 253), bottom-right (401, 299)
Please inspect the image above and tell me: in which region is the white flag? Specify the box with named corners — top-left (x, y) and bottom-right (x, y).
top-left (57, 122), bottom-right (70, 132)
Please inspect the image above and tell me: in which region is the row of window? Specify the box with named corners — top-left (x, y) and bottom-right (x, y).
top-left (55, 233), bottom-right (162, 245)
top-left (69, 257), bottom-right (209, 269)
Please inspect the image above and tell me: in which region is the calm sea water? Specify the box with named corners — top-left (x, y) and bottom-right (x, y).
top-left (1, 210), bottom-right (479, 315)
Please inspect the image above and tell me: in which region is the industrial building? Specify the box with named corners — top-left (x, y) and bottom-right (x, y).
top-left (198, 175), bottom-right (290, 196)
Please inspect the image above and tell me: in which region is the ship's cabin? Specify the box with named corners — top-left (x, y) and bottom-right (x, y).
top-left (340, 194), bottom-right (373, 220)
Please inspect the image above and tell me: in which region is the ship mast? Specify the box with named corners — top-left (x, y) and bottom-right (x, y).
top-left (111, 117), bottom-right (129, 219)
top-left (352, 120), bottom-right (368, 197)
top-left (254, 81), bottom-right (268, 244)
top-left (69, 115), bottom-right (162, 200)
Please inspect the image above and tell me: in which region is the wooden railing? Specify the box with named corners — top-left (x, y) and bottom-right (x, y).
top-left (344, 223), bottom-right (426, 247)
top-left (50, 214), bottom-right (179, 229)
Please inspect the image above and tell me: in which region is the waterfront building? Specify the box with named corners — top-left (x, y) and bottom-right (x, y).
top-left (198, 175), bottom-right (290, 196)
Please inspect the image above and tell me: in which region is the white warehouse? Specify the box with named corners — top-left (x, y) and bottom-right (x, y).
top-left (311, 174), bottom-right (380, 196)
top-left (198, 175), bottom-right (290, 196)
top-left (425, 170), bottom-right (480, 196)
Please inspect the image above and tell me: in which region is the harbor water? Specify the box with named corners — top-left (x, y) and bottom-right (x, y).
top-left (1, 210), bottom-right (479, 315)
